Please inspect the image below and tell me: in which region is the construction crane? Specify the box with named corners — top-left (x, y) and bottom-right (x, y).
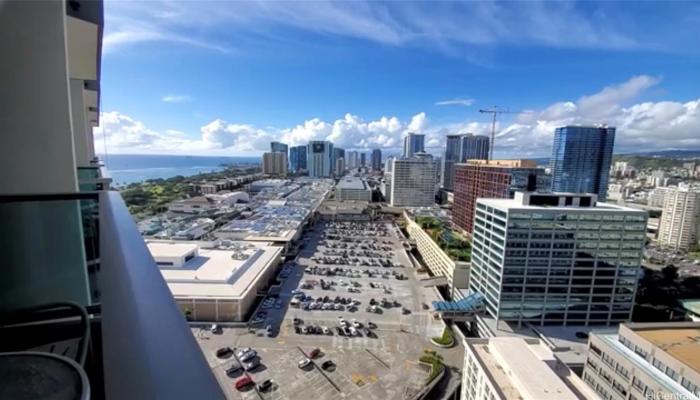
top-left (478, 106), bottom-right (518, 160)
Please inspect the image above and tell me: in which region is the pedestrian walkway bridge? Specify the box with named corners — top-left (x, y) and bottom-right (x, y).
top-left (432, 292), bottom-right (485, 321)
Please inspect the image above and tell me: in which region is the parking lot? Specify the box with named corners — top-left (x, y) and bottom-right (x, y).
top-left (194, 220), bottom-right (463, 399)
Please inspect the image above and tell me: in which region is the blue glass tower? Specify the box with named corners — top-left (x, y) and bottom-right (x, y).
top-left (289, 145), bottom-right (307, 172)
top-left (549, 126), bottom-right (615, 201)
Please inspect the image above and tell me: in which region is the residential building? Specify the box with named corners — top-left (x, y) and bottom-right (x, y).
top-left (371, 148), bottom-right (382, 171)
top-left (360, 152), bottom-right (366, 167)
top-left (270, 141), bottom-right (288, 155)
top-left (452, 160), bottom-right (548, 235)
top-left (403, 132), bottom-right (425, 158)
top-left (336, 176), bottom-right (372, 202)
top-left (335, 157), bottom-right (345, 177)
top-left (461, 133), bottom-right (490, 161)
top-left (549, 125), bottom-right (616, 201)
top-left (307, 140), bottom-right (333, 178)
top-left (470, 192), bottom-right (647, 327)
top-left (346, 151), bottom-right (358, 169)
top-left (463, 337), bottom-right (598, 400)
top-left (289, 145), bottom-right (307, 172)
top-left (148, 241), bottom-right (283, 322)
top-left (647, 187), bottom-right (672, 208)
top-left (389, 154), bottom-right (437, 207)
top-left (648, 170), bottom-right (668, 187)
top-left (583, 322), bottom-right (700, 400)
top-left (658, 185), bottom-right (700, 251)
top-left (384, 156), bottom-right (394, 173)
top-left (262, 151), bottom-right (288, 176)
top-left (0, 1), bottom-right (223, 397)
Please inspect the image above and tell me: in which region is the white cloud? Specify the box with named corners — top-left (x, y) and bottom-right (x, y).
top-left (94, 76), bottom-right (700, 157)
top-left (161, 94), bottom-right (191, 103)
top-left (435, 98), bottom-right (475, 107)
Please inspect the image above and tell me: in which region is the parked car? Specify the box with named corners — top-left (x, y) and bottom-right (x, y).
top-left (239, 350), bottom-right (257, 363)
top-left (216, 347), bottom-right (233, 359)
top-left (210, 324), bottom-right (222, 334)
top-left (309, 348), bottom-right (321, 359)
top-left (298, 357), bottom-right (312, 369)
top-left (225, 363), bottom-right (243, 376)
top-left (235, 347), bottom-right (252, 358)
top-left (258, 379), bottom-right (274, 392)
top-left (321, 360), bottom-right (335, 371)
top-left (235, 376), bottom-right (254, 391)
top-left (244, 358), bottom-right (260, 371)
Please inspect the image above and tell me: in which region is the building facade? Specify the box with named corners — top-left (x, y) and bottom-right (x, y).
top-left (583, 322), bottom-right (700, 400)
top-left (334, 157), bottom-right (345, 177)
top-left (306, 141), bottom-right (334, 178)
top-left (262, 151), bottom-right (288, 176)
top-left (658, 185), bottom-right (700, 251)
top-left (289, 145), bottom-right (307, 172)
top-left (470, 192), bottom-right (647, 327)
top-left (549, 125), bottom-right (616, 201)
top-left (389, 155), bottom-right (437, 207)
top-left (360, 152), bottom-right (366, 167)
top-left (452, 160), bottom-right (547, 235)
top-left (371, 148), bottom-right (382, 171)
top-left (403, 132), bottom-right (425, 158)
top-left (337, 177), bottom-right (372, 202)
top-left (461, 133), bottom-right (490, 161)
top-left (332, 147), bottom-right (345, 169)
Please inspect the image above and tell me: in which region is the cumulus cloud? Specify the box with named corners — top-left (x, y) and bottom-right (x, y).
top-left (94, 75), bottom-right (700, 157)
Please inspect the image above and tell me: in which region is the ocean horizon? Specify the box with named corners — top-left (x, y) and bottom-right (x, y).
top-left (100, 154), bottom-right (261, 186)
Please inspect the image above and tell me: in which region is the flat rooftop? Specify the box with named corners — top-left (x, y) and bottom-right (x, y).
top-left (147, 241), bottom-right (282, 299)
top-left (478, 197), bottom-right (644, 213)
top-left (635, 326), bottom-right (700, 374)
top-left (469, 337), bottom-right (596, 400)
top-left (337, 177), bottom-right (368, 190)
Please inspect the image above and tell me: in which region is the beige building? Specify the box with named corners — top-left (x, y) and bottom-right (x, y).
top-left (583, 322), bottom-right (700, 400)
top-left (262, 152), bottom-right (288, 176)
top-left (462, 337), bottom-right (598, 400)
top-left (404, 212), bottom-right (469, 298)
top-left (147, 241), bottom-right (283, 322)
top-left (658, 185), bottom-right (700, 251)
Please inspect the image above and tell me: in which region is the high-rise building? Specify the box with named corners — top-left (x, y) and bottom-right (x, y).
top-left (452, 160), bottom-right (548, 235)
top-left (470, 192), bottom-right (647, 327)
top-left (403, 132), bottom-right (425, 158)
top-left (461, 133), bottom-right (490, 161)
top-left (647, 186), bottom-right (672, 208)
top-left (463, 337), bottom-right (598, 400)
top-left (658, 185), bottom-right (700, 251)
top-left (345, 151), bottom-right (357, 169)
top-left (371, 149), bottom-right (382, 171)
top-left (332, 147), bottom-right (345, 168)
top-left (549, 125), bottom-right (616, 201)
top-left (262, 152), bottom-right (288, 176)
top-left (442, 134), bottom-right (490, 191)
top-left (270, 141), bottom-right (288, 155)
top-left (1, 1), bottom-right (223, 397)
top-left (306, 141), bottom-right (333, 178)
top-left (360, 152), bottom-right (366, 167)
top-left (389, 154), bottom-right (437, 207)
top-left (384, 156), bottom-right (394, 173)
top-left (334, 157), bottom-right (345, 177)
top-left (289, 145), bottom-right (307, 172)
top-left (583, 322), bottom-right (700, 400)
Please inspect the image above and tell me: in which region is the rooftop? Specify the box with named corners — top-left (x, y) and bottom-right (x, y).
top-left (464, 159), bottom-right (538, 168)
top-left (468, 337), bottom-right (596, 400)
top-left (478, 193), bottom-right (645, 213)
top-left (147, 240), bottom-right (282, 299)
top-left (337, 176), bottom-right (368, 190)
top-left (634, 325), bottom-right (700, 375)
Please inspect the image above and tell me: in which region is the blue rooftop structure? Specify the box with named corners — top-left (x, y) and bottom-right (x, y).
top-left (433, 292), bottom-right (485, 313)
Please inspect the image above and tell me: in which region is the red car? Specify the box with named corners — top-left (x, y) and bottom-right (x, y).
top-left (309, 348), bottom-right (321, 359)
top-left (235, 376), bottom-right (254, 391)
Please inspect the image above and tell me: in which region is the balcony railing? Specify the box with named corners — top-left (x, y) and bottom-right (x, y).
top-left (0, 191), bottom-right (224, 399)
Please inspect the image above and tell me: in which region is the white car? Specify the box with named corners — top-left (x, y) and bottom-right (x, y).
top-left (322, 326), bottom-right (330, 335)
top-left (236, 347), bottom-right (251, 358)
top-left (298, 357), bottom-right (312, 369)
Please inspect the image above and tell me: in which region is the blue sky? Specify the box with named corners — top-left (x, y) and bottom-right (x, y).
top-left (97, 1), bottom-right (700, 157)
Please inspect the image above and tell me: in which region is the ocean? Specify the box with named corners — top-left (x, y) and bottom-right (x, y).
top-left (100, 154), bottom-right (261, 186)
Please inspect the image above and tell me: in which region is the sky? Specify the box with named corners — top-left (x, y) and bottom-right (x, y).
top-left (96, 0), bottom-right (700, 158)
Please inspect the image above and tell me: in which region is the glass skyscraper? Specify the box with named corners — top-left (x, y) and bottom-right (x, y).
top-left (289, 145), bottom-right (307, 172)
top-left (549, 126), bottom-right (615, 201)
top-left (403, 133), bottom-right (425, 158)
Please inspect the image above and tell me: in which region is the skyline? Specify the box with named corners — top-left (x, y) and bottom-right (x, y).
top-left (97, 1), bottom-right (700, 157)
